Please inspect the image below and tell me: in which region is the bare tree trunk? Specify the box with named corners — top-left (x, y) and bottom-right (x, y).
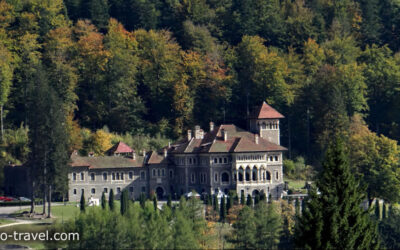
top-left (47, 185), bottom-right (51, 218)
top-left (0, 105), bottom-right (4, 142)
top-left (42, 185), bottom-right (46, 215)
top-left (30, 181), bottom-right (35, 214)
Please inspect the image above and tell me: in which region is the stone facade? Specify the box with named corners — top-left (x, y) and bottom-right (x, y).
top-left (4, 102), bottom-right (287, 202)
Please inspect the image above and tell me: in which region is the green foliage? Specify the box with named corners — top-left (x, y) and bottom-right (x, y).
top-left (375, 200), bottom-right (381, 220)
top-left (254, 202), bottom-right (282, 249)
top-left (80, 191), bottom-right (85, 212)
top-left (101, 192), bottom-right (106, 210)
top-left (295, 138), bottom-right (380, 249)
top-left (220, 195), bottom-right (226, 222)
top-left (246, 194), bottom-right (252, 207)
top-left (108, 189), bottom-right (114, 211)
top-left (230, 206), bottom-right (257, 249)
top-left (120, 189), bottom-right (129, 215)
top-left (378, 208), bottom-right (400, 249)
top-left (213, 194), bottom-right (219, 212)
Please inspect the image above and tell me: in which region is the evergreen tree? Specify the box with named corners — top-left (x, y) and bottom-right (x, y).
top-left (246, 194), bottom-right (252, 207)
top-left (80, 191), bottom-right (85, 212)
top-left (207, 195), bottom-right (212, 207)
top-left (87, 0), bottom-right (110, 31)
top-left (109, 189), bottom-right (114, 211)
top-left (140, 193), bottom-right (146, 209)
top-left (254, 193), bottom-right (260, 205)
top-left (101, 192), bottom-right (106, 210)
top-left (378, 209), bottom-right (400, 249)
top-left (295, 138), bottom-right (380, 249)
top-left (213, 194), bottom-right (219, 212)
top-left (220, 195), bottom-right (226, 222)
top-left (167, 194), bottom-right (172, 208)
top-left (226, 195), bottom-right (232, 214)
top-left (240, 191), bottom-right (245, 205)
top-left (230, 206), bottom-right (257, 248)
top-left (375, 200), bottom-right (381, 220)
top-left (255, 202), bottom-right (282, 249)
top-left (120, 189), bottom-right (129, 215)
top-left (382, 202), bottom-right (387, 220)
top-left (153, 195), bottom-right (157, 211)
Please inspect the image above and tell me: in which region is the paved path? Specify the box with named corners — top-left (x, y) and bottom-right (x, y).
top-left (0, 220), bottom-right (36, 229)
top-left (0, 206), bottom-right (31, 219)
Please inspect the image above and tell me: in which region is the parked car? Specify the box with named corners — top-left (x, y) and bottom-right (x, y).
top-left (19, 197), bottom-right (31, 202)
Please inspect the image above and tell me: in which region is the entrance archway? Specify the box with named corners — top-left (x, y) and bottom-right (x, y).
top-left (156, 187), bottom-right (164, 199)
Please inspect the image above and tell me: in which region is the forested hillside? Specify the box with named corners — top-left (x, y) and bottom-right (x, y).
top-left (1, 0), bottom-right (400, 180)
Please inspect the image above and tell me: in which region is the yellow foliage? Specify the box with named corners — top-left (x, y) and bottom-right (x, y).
top-left (92, 129), bottom-right (113, 155)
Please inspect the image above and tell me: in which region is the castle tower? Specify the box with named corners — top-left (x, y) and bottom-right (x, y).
top-left (248, 102), bottom-right (284, 145)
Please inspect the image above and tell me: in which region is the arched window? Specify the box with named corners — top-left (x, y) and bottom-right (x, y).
top-left (252, 168), bottom-right (257, 181)
top-left (221, 172), bottom-right (229, 183)
top-left (266, 171), bottom-right (271, 181)
top-left (245, 167), bottom-right (251, 181)
top-left (269, 156), bottom-right (273, 161)
top-left (238, 170), bottom-right (243, 182)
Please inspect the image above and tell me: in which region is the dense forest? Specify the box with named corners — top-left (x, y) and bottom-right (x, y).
top-left (1, 0), bottom-right (400, 201)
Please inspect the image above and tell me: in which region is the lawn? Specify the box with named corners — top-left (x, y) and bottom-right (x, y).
top-left (0, 218), bottom-right (14, 225)
top-left (285, 178), bottom-right (306, 189)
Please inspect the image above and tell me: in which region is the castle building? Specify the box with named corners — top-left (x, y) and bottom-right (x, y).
top-left (68, 102), bottom-right (287, 201)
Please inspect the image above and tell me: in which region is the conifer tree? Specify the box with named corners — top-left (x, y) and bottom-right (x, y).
top-left (375, 200), bottom-right (381, 220)
top-left (230, 206), bottom-right (257, 248)
top-left (246, 194), bottom-right (252, 207)
top-left (140, 193), bottom-right (146, 209)
top-left (220, 195), bottom-right (226, 222)
top-left (101, 192), bottom-right (106, 210)
top-left (255, 202), bottom-right (282, 249)
top-left (153, 195), bottom-right (157, 211)
top-left (240, 191), bottom-right (245, 205)
top-left (109, 189), bottom-right (114, 211)
top-left (121, 189), bottom-right (129, 215)
top-left (296, 138), bottom-right (380, 249)
top-left (207, 195), bottom-right (212, 207)
top-left (226, 195), bottom-right (232, 214)
top-left (167, 194), bottom-right (172, 208)
top-left (213, 194), bottom-right (219, 212)
top-left (80, 191), bottom-right (85, 212)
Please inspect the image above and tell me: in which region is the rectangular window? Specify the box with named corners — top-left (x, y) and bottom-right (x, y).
top-left (103, 173), bottom-right (107, 181)
top-left (214, 173), bottom-right (218, 183)
top-left (169, 170), bottom-right (173, 179)
top-left (116, 173), bottom-right (120, 180)
top-left (104, 188), bottom-right (108, 193)
top-left (117, 187), bottom-right (121, 193)
top-left (153, 169), bottom-right (156, 177)
top-left (112, 173), bottom-right (115, 180)
top-left (72, 173), bottom-right (76, 181)
top-left (275, 171), bottom-right (279, 180)
top-left (91, 188), bottom-right (95, 194)
top-left (191, 173), bottom-right (195, 183)
top-left (73, 189), bottom-right (77, 195)
top-left (224, 158), bottom-right (227, 163)
top-left (275, 156), bottom-right (278, 161)
top-left (90, 173), bottom-right (95, 181)
top-left (158, 169), bottom-right (161, 176)
top-left (162, 169), bottom-right (165, 176)
top-left (121, 173), bottom-right (124, 180)
top-left (80, 173), bottom-right (84, 181)
top-left (129, 172), bottom-right (133, 179)
top-left (140, 171), bottom-right (145, 180)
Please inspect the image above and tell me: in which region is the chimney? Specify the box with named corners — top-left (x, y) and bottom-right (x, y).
top-left (210, 122), bottom-right (214, 132)
top-left (221, 129), bottom-right (227, 141)
top-left (255, 134), bottom-right (259, 144)
top-left (194, 125), bottom-right (203, 139)
top-left (164, 148), bottom-right (168, 158)
top-left (187, 130), bottom-right (192, 141)
top-left (132, 152), bottom-right (136, 160)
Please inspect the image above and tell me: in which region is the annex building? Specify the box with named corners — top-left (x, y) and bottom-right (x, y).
top-left (68, 102), bottom-right (287, 201)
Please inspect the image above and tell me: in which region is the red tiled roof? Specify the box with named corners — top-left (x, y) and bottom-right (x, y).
top-left (249, 102), bottom-right (284, 119)
top-left (168, 124), bottom-right (287, 154)
top-left (106, 141), bottom-right (134, 154)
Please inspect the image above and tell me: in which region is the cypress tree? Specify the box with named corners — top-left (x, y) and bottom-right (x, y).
top-left (213, 194), bottom-right (219, 212)
top-left (295, 138), bottom-right (380, 249)
top-left (227, 195), bottom-right (232, 214)
top-left (220, 195), bottom-right (226, 222)
top-left (80, 191), bottom-right (85, 212)
top-left (121, 190), bottom-right (129, 215)
top-left (240, 191), bottom-right (245, 205)
top-left (167, 194), bottom-right (172, 208)
top-left (230, 206), bottom-right (257, 248)
top-left (375, 200), bottom-right (380, 220)
top-left (254, 193), bottom-right (260, 205)
top-left (153, 195), bottom-right (158, 211)
top-left (382, 202), bottom-right (387, 220)
top-left (109, 189), bottom-right (114, 211)
top-left (101, 192), bottom-right (106, 210)
top-left (246, 194), bottom-right (252, 207)
top-left (140, 193), bottom-right (146, 209)
top-left (207, 194), bottom-right (212, 206)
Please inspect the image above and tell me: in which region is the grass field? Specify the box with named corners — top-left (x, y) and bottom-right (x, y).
top-left (0, 218), bottom-right (14, 225)
top-left (285, 178), bottom-right (306, 189)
